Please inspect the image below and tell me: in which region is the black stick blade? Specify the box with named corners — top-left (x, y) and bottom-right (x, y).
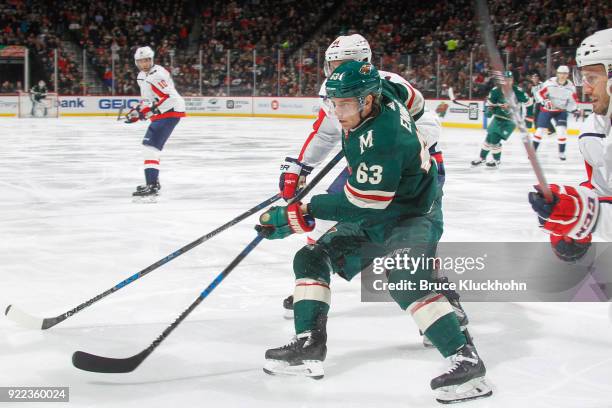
top-left (72, 350), bottom-right (147, 373)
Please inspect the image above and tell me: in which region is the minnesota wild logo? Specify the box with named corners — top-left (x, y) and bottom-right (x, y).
top-left (436, 102), bottom-right (449, 118)
top-left (359, 63), bottom-right (373, 75)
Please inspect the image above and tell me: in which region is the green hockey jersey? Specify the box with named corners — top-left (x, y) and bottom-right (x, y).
top-left (486, 85), bottom-right (529, 121)
top-left (309, 81), bottom-right (438, 240)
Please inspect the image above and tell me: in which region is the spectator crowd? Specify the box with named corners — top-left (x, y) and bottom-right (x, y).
top-left (1, 0), bottom-right (610, 98)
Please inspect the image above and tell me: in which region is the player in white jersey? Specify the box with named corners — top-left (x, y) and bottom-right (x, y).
top-left (529, 28), bottom-right (612, 262)
top-left (532, 65), bottom-right (579, 160)
top-left (127, 46), bottom-right (186, 201)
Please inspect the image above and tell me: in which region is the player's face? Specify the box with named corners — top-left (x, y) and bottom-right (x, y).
top-left (329, 95), bottom-right (372, 130)
top-left (530, 75), bottom-right (539, 85)
top-left (136, 58), bottom-right (153, 72)
top-left (580, 65), bottom-right (609, 115)
top-left (557, 72), bottom-right (568, 83)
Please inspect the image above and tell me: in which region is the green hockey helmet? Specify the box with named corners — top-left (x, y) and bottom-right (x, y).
top-left (325, 61), bottom-right (382, 99)
top-left (324, 61), bottom-right (381, 120)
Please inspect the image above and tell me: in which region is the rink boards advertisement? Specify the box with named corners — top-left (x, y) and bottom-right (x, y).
top-left (0, 94), bottom-right (591, 134)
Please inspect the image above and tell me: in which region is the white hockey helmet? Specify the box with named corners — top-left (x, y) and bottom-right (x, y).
top-left (38, 80), bottom-right (45, 87)
top-left (134, 46), bottom-right (155, 67)
top-left (575, 28), bottom-right (612, 116)
top-left (324, 34), bottom-right (372, 77)
top-left (556, 65), bottom-right (570, 74)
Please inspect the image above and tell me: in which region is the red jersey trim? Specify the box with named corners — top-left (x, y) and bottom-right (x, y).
top-left (151, 111), bottom-right (186, 121)
top-left (345, 183), bottom-right (394, 202)
top-left (410, 293), bottom-right (444, 315)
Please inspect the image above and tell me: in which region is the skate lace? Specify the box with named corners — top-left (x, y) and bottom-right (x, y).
top-left (444, 353), bottom-right (478, 375)
top-left (280, 332), bottom-right (311, 350)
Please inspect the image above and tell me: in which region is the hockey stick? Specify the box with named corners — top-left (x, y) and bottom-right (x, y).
top-left (72, 150), bottom-right (344, 373)
top-left (116, 107), bottom-right (124, 121)
top-left (448, 87), bottom-right (470, 108)
top-left (475, 0), bottom-right (553, 202)
top-left (5, 193), bottom-right (283, 330)
top-left (448, 87), bottom-right (502, 112)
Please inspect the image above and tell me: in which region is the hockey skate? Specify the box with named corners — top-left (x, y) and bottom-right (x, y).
top-left (559, 152), bottom-right (567, 161)
top-left (282, 295), bottom-right (294, 319)
top-left (485, 160), bottom-right (500, 169)
top-left (470, 158), bottom-right (485, 167)
top-left (132, 182), bottom-right (160, 203)
top-left (264, 315), bottom-right (327, 379)
top-left (135, 181), bottom-right (161, 193)
top-left (431, 344), bottom-right (492, 404)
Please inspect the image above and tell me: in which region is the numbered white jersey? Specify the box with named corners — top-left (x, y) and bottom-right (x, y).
top-left (578, 113), bottom-right (612, 240)
top-left (538, 77), bottom-right (578, 112)
top-left (297, 70), bottom-right (440, 167)
top-left (137, 64), bottom-right (185, 115)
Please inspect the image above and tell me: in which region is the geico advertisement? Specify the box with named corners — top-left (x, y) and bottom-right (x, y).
top-left (58, 96), bottom-right (140, 112)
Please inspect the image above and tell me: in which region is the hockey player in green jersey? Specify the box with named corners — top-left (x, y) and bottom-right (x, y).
top-left (471, 71), bottom-right (530, 168)
top-left (256, 61), bottom-right (492, 404)
top-left (30, 80), bottom-right (49, 117)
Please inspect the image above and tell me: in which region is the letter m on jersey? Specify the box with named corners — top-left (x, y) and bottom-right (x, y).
top-left (360, 130), bottom-right (374, 154)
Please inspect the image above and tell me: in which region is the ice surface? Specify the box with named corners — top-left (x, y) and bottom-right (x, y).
top-left (0, 117), bottom-right (610, 407)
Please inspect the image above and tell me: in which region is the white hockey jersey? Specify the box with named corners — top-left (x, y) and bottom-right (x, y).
top-left (531, 82), bottom-right (545, 104)
top-left (578, 113), bottom-right (612, 240)
top-left (296, 70), bottom-right (441, 168)
top-left (137, 64), bottom-right (186, 121)
top-left (538, 77), bottom-right (578, 113)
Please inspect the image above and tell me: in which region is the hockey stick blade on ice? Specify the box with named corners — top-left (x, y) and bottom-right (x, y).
top-left (5, 193), bottom-right (283, 330)
top-left (475, 0), bottom-right (553, 202)
top-left (72, 150), bottom-right (344, 373)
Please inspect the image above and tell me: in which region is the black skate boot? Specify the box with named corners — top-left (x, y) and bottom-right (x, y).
top-left (132, 182), bottom-right (160, 203)
top-left (470, 158), bottom-right (486, 167)
top-left (283, 295), bottom-right (294, 319)
top-left (485, 160), bottom-right (500, 169)
top-left (135, 181), bottom-right (161, 193)
top-left (264, 315), bottom-right (327, 379)
top-left (431, 344), bottom-right (492, 404)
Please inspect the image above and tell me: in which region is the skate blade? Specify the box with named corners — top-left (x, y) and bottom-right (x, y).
top-left (132, 195), bottom-right (158, 204)
top-left (283, 308), bottom-right (294, 320)
top-left (435, 377), bottom-right (492, 404)
top-left (263, 359), bottom-right (324, 380)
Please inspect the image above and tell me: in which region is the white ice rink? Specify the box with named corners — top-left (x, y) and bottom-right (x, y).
top-left (1, 117), bottom-right (611, 408)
